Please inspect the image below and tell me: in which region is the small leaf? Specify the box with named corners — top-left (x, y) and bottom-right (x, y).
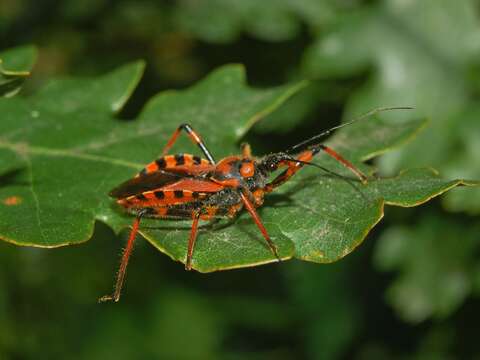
top-left (0, 45), bottom-right (37, 97)
top-left (371, 168), bottom-right (477, 207)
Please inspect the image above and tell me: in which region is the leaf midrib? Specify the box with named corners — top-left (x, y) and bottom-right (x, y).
top-left (0, 139), bottom-right (142, 169)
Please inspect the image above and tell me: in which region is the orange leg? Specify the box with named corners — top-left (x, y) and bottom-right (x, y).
top-left (240, 142), bottom-right (252, 158)
top-left (99, 215), bottom-right (142, 303)
top-left (318, 145), bottom-right (367, 184)
top-left (264, 151), bottom-right (310, 192)
top-left (185, 212), bottom-right (201, 271)
top-left (265, 146), bottom-right (367, 192)
top-left (162, 123), bottom-right (216, 164)
top-left (240, 190), bottom-right (280, 261)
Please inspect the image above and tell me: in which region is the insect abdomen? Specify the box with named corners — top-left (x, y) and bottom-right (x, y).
top-left (137, 154), bottom-right (211, 176)
top-left (118, 189), bottom-right (209, 208)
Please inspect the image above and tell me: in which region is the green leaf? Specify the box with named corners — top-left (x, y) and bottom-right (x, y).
top-left (254, 164), bottom-right (474, 267)
top-left (374, 214), bottom-right (480, 323)
top-left (0, 61), bottom-right (146, 246)
top-left (0, 59), bottom-right (475, 272)
top-left (0, 45), bottom-right (37, 97)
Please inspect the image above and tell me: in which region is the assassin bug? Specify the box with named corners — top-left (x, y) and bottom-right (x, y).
top-left (99, 107), bottom-right (411, 302)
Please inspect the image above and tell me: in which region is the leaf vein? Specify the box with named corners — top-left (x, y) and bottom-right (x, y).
top-left (0, 140), bottom-right (142, 169)
top-left (25, 155), bottom-right (48, 245)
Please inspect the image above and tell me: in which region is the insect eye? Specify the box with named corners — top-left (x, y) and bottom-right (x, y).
top-left (268, 162), bottom-right (277, 171)
top-left (239, 162), bottom-right (255, 178)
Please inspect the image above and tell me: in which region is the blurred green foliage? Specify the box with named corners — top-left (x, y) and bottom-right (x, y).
top-left (0, 0), bottom-right (479, 359)
top-left (302, 0), bottom-right (480, 215)
top-left (374, 213), bottom-right (480, 323)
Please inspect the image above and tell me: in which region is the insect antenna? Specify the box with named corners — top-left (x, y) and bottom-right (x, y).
top-left (284, 158), bottom-right (370, 202)
top-left (286, 106), bottom-right (413, 154)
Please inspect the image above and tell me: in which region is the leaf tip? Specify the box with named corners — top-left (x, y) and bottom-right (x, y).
top-left (110, 60), bottom-right (146, 113)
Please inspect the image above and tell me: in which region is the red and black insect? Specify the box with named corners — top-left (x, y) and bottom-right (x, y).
top-left (99, 107), bottom-right (409, 302)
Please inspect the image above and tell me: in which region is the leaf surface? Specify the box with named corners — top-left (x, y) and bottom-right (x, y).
top-left (0, 56), bottom-right (475, 271)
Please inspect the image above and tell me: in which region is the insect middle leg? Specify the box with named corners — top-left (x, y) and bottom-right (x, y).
top-left (240, 190), bottom-right (280, 261)
top-left (162, 123), bottom-right (216, 164)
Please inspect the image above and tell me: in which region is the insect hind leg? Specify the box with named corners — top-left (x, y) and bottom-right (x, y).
top-left (185, 211), bottom-right (201, 271)
top-left (99, 209), bottom-right (148, 303)
top-left (162, 123), bottom-right (216, 164)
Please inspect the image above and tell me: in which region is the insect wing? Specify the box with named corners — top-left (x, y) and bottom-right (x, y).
top-left (109, 170), bottom-right (184, 199)
top-left (115, 178), bottom-right (226, 210)
top-left (160, 178), bottom-right (224, 192)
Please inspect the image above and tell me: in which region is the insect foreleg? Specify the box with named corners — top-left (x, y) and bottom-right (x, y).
top-left (264, 145), bottom-right (367, 192)
top-left (264, 150), bottom-right (314, 192)
top-left (315, 145), bottom-right (367, 183)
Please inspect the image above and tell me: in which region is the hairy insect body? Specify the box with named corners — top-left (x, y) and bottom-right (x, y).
top-left (117, 155), bottom-right (269, 221)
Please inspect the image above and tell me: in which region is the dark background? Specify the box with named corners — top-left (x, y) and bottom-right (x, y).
top-left (1, 1), bottom-right (479, 359)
